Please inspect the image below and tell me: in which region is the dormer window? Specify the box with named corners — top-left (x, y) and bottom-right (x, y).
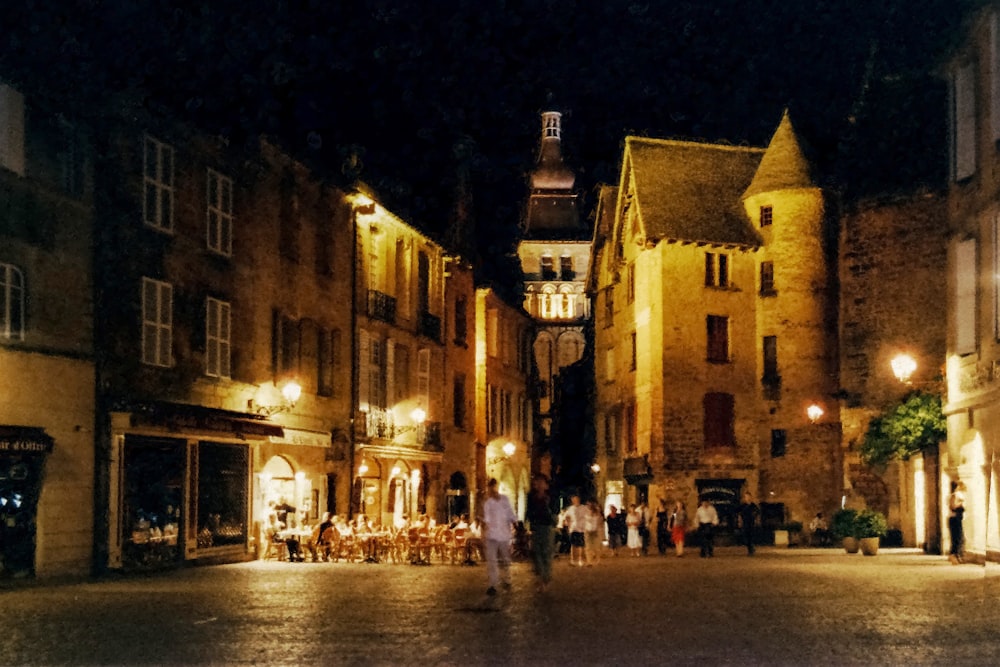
top-left (560, 254), bottom-right (574, 280)
top-left (541, 254), bottom-right (555, 280)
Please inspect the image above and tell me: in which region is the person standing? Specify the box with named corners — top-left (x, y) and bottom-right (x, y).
top-left (638, 501), bottom-right (652, 556)
top-left (737, 492), bottom-right (759, 556)
top-left (626, 504), bottom-right (642, 557)
top-left (669, 501), bottom-right (688, 557)
top-left (564, 494), bottom-right (589, 567)
top-left (948, 481), bottom-right (967, 564)
top-left (655, 499), bottom-right (671, 555)
top-left (525, 474), bottom-right (556, 591)
top-left (606, 505), bottom-right (626, 556)
top-left (481, 477), bottom-right (518, 596)
top-left (584, 500), bottom-right (603, 566)
top-left (695, 498), bottom-right (719, 558)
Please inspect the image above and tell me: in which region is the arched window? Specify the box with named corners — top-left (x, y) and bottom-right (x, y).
top-left (0, 263), bottom-right (25, 341)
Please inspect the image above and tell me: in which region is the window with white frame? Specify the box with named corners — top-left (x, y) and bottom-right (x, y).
top-left (143, 135), bottom-right (174, 232)
top-left (205, 297), bottom-right (231, 378)
top-left (142, 277), bottom-right (173, 367)
top-left (954, 237), bottom-right (977, 355)
top-left (0, 262), bottom-right (25, 341)
top-left (206, 169), bottom-right (233, 256)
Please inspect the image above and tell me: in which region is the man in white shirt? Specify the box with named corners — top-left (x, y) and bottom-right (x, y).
top-left (564, 494), bottom-right (589, 567)
top-left (694, 499), bottom-right (719, 558)
top-left (481, 477), bottom-right (518, 595)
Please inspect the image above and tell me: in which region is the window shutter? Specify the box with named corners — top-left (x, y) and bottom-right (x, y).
top-left (385, 339), bottom-right (396, 407)
top-left (358, 329), bottom-right (370, 410)
top-left (0, 84), bottom-right (25, 176)
top-left (954, 238), bottom-right (977, 356)
top-left (953, 63), bottom-right (977, 181)
top-left (417, 347), bottom-right (430, 409)
top-left (991, 12), bottom-right (1000, 142)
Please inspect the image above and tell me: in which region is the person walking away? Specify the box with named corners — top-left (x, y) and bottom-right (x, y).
top-left (669, 501), bottom-right (688, 557)
top-left (737, 492), bottom-right (759, 556)
top-left (481, 477), bottom-right (518, 595)
top-left (626, 504), bottom-right (642, 557)
top-left (564, 494), bottom-right (589, 567)
top-left (606, 505), bottom-right (625, 556)
top-left (584, 500), bottom-right (603, 566)
top-left (638, 501), bottom-right (652, 556)
top-left (695, 499), bottom-right (719, 558)
top-left (526, 474), bottom-right (556, 591)
top-left (948, 481), bottom-right (967, 564)
top-left (655, 499), bottom-right (671, 555)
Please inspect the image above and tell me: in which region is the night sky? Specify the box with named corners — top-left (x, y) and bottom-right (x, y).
top-left (1, 0), bottom-right (971, 283)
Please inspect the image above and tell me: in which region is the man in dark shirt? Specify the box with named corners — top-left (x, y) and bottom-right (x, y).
top-left (738, 492), bottom-right (760, 556)
top-left (525, 474), bottom-right (556, 591)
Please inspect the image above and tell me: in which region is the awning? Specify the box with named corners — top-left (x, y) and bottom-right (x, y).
top-left (0, 426), bottom-right (55, 454)
top-left (128, 401), bottom-right (284, 438)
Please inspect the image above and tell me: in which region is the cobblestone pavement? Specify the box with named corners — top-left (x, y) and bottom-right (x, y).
top-left (3, 547), bottom-right (1000, 666)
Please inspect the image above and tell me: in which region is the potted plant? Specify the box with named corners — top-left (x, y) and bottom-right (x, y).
top-left (832, 509), bottom-right (860, 554)
top-left (854, 509), bottom-right (888, 556)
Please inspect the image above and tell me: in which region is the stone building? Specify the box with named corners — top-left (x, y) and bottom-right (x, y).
top-left (941, 3), bottom-right (1000, 561)
top-left (590, 112), bottom-right (842, 528)
top-left (0, 80), bottom-right (95, 577)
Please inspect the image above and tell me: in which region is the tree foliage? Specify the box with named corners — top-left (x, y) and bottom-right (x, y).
top-left (860, 391), bottom-right (946, 467)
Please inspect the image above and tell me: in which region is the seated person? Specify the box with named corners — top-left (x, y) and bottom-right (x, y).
top-left (809, 512), bottom-right (832, 546)
top-left (308, 512), bottom-right (335, 562)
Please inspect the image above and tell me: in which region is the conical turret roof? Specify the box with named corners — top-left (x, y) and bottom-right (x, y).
top-left (742, 109), bottom-right (814, 199)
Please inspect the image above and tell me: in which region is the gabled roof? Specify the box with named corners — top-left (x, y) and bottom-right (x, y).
top-left (742, 109), bottom-right (815, 200)
top-left (623, 137), bottom-right (764, 248)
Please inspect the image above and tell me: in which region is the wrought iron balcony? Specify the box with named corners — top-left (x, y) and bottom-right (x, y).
top-left (367, 289), bottom-right (396, 324)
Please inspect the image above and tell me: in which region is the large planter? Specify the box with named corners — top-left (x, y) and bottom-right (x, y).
top-left (843, 537), bottom-right (860, 554)
top-left (859, 537), bottom-right (880, 556)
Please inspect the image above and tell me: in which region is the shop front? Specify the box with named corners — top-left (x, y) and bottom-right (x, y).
top-left (354, 445), bottom-right (443, 527)
top-left (0, 426), bottom-right (53, 577)
top-left (107, 403), bottom-right (283, 571)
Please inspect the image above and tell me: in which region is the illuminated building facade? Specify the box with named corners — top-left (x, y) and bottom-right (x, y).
top-left (590, 113), bottom-right (842, 527)
top-left (941, 4), bottom-right (1000, 561)
top-left (0, 81), bottom-right (95, 577)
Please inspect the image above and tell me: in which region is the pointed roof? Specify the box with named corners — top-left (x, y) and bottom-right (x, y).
top-left (742, 109), bottom-right (815, 199)
top-left (624, 137), bottom-right (764, 248)
top-left (530, 111), bottom-right (576, 191)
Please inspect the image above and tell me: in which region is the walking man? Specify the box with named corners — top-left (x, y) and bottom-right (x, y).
top-left (526, 474), bottom-right (556, 591)
top-left (737, 491), bottom-right (759, 556)
top-left (695, 498), bottom-right (719, 558)
top-left (481, 477), bottom-right (518, 596)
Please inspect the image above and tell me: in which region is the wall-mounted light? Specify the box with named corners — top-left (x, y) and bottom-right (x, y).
top-left (357, 458), bottom-right (369, 476)
top-left (591, 463), bottom-right (601, 474)
top-left (502, 441), bottom-right (516, 457)
top-left (394, 406), bottom-right (427, 439)
top-left (890, 353), bottom-right (918, 385)
top-left (249, 380), bottom-right (302, 417)
top-left (806, 404), bottom-right (824, 424)
top-left (488, 441), bottom-right (517, 467)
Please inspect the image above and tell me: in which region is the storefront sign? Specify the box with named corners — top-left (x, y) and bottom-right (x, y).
top-left (268, 428), bottom-right (331, 448)
top-left (0, 427), bottom-right (54, 454)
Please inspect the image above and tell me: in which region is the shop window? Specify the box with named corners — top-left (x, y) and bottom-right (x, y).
top-left (197, 441), bottom-right (248, 548)
top-left (122, 437), bottom-right (184, 569)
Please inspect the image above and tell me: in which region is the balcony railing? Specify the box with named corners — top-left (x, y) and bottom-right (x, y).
top-left (357, 407), bottom-right (442, 451)
top-left (368, 289), bottom-right (396, 324)
top-left (418, 311), bottom-right (441, 341)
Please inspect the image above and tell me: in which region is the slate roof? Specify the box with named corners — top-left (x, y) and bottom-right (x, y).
top-left (742, 109), bottom-right (815, 199)
top-left (625, 137), bottom-right (764, 248)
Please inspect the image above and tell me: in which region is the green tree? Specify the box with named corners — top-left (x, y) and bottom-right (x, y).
top-left (860, 391), bottom-right (946, 467)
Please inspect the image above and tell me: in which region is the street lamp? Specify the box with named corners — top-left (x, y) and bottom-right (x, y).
top-left (891, 353), bottom-right (918, 385)
top-left (806, 404), bottom-right (824, 424)
top-left (249, 380), bottom-right (302, 417)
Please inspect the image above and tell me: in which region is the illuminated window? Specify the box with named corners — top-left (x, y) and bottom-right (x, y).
top-left (705, 253), bottom-right (729, 287)
top-left (0, 262), bottom-right (24, 341)
top-left (558, 284), bottom-right (574, 318)
top-left (141, 277), bottom-right (172, 367)
top-left (760, 205), bottom-right (772, 227)
top-left (205, 297), bottom-right (231, 378)
top-left (206, 169), bottom-right (233, 256)
top-left (143, 135), bottom-right (174, 232)
top-left (706, 315), bottom-right (729, 363)
top-left (703, 392), bottom-right (735, 448)
top-left (760, 261), bottom-right (775, 296)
